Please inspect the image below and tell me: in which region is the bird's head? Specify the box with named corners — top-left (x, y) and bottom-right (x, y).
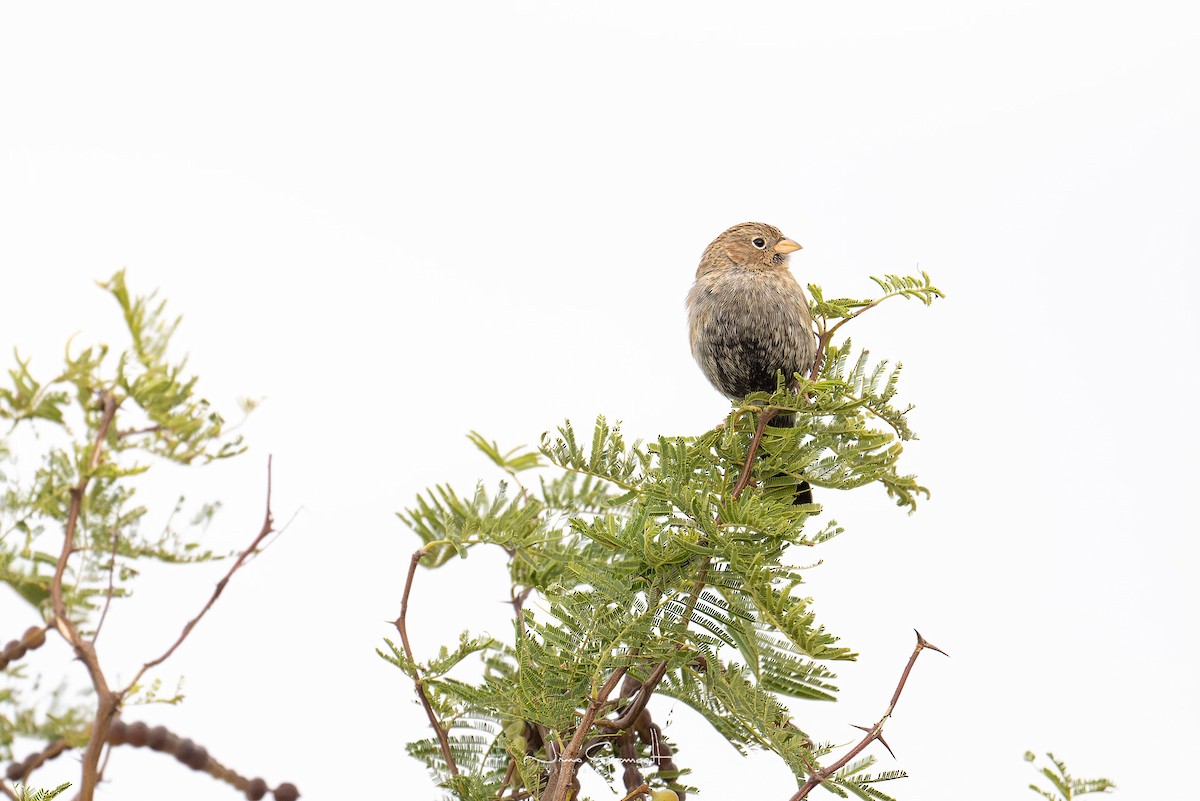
top-left (699, 222), bottom-right (802, 275)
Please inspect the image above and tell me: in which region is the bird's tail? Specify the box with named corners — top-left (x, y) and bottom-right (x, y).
top-left (768, 412), bottom-right (815, 508)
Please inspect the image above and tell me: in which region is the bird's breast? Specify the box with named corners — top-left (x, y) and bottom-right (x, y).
top-left (687, 268), bottom-right (816, 399)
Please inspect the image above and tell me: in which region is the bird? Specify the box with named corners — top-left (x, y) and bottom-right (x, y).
top-left (686, 222), bottom-right (817, 505)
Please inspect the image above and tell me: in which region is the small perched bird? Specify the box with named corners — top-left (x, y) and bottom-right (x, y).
top-left (687, 222), bottom-right (817, 504)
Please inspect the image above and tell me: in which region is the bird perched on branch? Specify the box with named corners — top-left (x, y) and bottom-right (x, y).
top-left (686, 221), bottom-right (817, 504)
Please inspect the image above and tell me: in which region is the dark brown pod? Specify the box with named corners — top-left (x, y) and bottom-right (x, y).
top-left (1, 641), bottom-right (22, 664)
top-left (274, 783), bottom-right (300, 801)
top-left (5, 761), bottom-right (23, 781)
top-left (23, 626), bottom-right (46, 649)
top-left (245, 778), bottom-right (269, 800)
top-left (177, 740), bottom-right (208, 770)
top-left (108, 719), bottom-right (129, 745)
top-left (174, 738), bottom-right (195, 762)
top-left (146, 725), bottom-right (173, 752)
top-left (127, 721), bottom-right (149, 747)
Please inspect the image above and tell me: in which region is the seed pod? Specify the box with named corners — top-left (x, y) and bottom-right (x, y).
top-left (274, 782), bottom-right (300, 801)
top-left (127, 721), bottom-right (149, 747)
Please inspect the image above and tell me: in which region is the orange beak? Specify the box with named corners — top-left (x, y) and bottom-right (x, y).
top-left (773, 238), bottom-right (802, 254)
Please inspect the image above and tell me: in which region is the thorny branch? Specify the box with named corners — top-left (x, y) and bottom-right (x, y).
top-left (44, 425), bottom-right (278, 801)
top-left (393, 546), bottom-right (460, 778)
top-left (124, 456), bottom-right (276, 692)
top-left (556, 403), bottom-right (771, 799)
top-left (787, 631), bottom-right (947, 801)
top-left (471, 290), bottom-right (930, 800)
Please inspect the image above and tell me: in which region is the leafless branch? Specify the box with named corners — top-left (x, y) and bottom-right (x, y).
top-left (124, 456), bottom-right (275, 692)
top-left (788, 630), bottom-right (947, 800)
top-left (91, 530), bottom-right (121, 643)
top-left (116, 424), bottom-right (162, 440)
top-left (392, 547), bottom-right (459, 777)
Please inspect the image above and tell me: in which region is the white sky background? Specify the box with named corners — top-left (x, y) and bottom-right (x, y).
top-left (1, 2), bottom-right (1197, 799)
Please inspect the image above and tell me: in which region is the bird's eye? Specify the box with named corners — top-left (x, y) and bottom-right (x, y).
top-left (751, 237), bottom-right (766, 249)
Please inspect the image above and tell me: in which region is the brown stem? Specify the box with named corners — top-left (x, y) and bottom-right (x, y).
top-left (116, 424), bottom-right (162, 440)
top-left (91, 530), bottom-right (121, 643)
top-left (599, 660), bottom-right (670, 733)
top-left (124, 456), bottom-right (275, 692)
top-left (787, 631), bottom-right (947, 800)
top-left (392, 547), bottom-right (459, 777)
top-left (731, 407), bottom-right (780, 500)
top-left (808, 294), bottom-right (896, 382)
top-left (808, 332), bottom-right (830, 383)
top-left (492, 758), bottom-right (517, 801)
top-left (7, 739), bottom-right (71, 785)
top-left (49, 390), bottom-right (121, 801)
top-left (545, 666), bottom-right (628, 801)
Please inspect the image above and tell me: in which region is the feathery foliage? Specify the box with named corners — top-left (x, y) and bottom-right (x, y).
top-left (389, 273), bottom-right (949, 800)
top-left (1, 272), bottom-right (269, 797)
top-left (1025, 752), bottom-right (1116, 799)
top-left (13, 782), bottom-right (71, 801)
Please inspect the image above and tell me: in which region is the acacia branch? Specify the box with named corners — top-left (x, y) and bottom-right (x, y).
top-left (595, 414), bottom-right (765, 746)
top-left (731, 406), bottom-right (781, 499)
top-left (788, 630), bottom-right (947, 800)
top-left (123, 456), bottom-right (275, 693)
top-left (392, 546), bottom-right (459, 777)
top-left (48, 390), bottom-right (121, 801)
top-left (809, 290), bottom-right (912, 382)
top-left (546, 666), bottom-right (629, 801)
top-left (116, 424), bottom-right (161, 440)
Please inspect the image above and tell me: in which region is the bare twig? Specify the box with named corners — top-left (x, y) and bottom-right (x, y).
top-left (116, 424), bottom-right (162, 440)
top-left (393, 546), bottom-right (459, 777)
top-left (94, 740), bottom-right (114, 790)
top-left (123, 456), bottom-right (275, 693)
top-left (92, 530), bottom-right (121, 643)
top-left (808, 289), bottom-right (913, 382)
top-left (6, 739), bottom-right (71, 787)
top-left (491, 758), bottom-right (517, 801)
top-left (787, 630), bottom-right (947, 800)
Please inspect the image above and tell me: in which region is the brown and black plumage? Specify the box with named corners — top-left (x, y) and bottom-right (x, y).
top-left (687, 222), bottom-right (817, 504)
